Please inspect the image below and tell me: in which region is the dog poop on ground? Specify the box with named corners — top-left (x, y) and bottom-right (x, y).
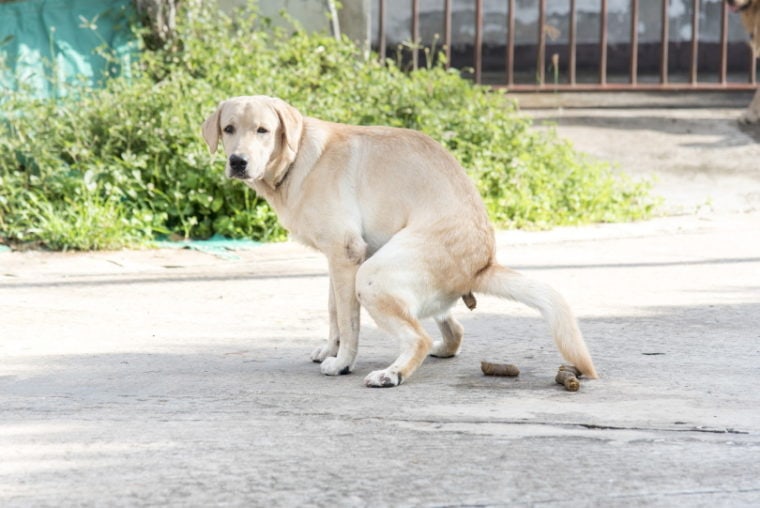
top-left (480, 361), bottom-right (520, 377)
top-left (555, 365), bottom-right (582, 391)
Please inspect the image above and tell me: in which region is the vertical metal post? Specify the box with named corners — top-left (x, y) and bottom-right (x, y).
top-left (600, 0), bottom-right (608, 85)
top-left (475, 0), bottom-right (483, 83)
top-left (443, 0), bottom-right (452, 68)
top-left (569, 0), bottom-right (577, 85)
top-left (378, 0), bottom-right (386, 62)
top-left (720, 0), bottom-right (728, 84)
top-left (690, 0), bottom-right (700, 84)
top-left (507, 0), bottom-right (515, 86)
top-left (538, 0), bottom-right (546, 85)
top-left (630, 0), bottom-right (639, 84)
top-left (661, 0), bottom-right (669, 84)
top-left (412, 0), bottom-right (419, 69)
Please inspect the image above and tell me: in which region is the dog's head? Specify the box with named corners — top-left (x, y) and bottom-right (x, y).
top-left (201, 96), bottom-right (304, 188)
top-left (727, 0), bottom-right (760, 55)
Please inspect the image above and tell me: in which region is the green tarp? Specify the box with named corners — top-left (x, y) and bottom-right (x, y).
top-left (0, 0), bottom-right (137, 99)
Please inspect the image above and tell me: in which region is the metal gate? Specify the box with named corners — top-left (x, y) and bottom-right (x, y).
top-left (375, 0), bottom-right (758, 92)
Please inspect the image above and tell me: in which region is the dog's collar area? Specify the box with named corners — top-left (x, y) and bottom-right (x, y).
top-left (274, 162), bottom-right (294, 189)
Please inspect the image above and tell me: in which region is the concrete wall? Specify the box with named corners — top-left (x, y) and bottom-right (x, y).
top-left (220, 0), bottom-right (370, 50)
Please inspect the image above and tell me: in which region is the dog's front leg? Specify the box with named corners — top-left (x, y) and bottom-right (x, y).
top-left (319, 259), bottom-right (361, 376)
top-left (310, 277), bottom-right (340, 363)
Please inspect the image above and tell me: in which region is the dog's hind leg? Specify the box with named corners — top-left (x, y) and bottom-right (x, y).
top-left (430, 312), bottom-right (463, 358)
top-left (359, 291), bottom-right (433, 387)
top-left (355, 237), bottom-right (454, 387)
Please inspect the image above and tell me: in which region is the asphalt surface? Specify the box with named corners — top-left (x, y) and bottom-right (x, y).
top-left (2, 96), bottom-right (760, 507)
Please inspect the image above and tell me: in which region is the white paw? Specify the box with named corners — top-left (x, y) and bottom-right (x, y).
top-left (364, 369), bottom-right (402, 388)
top-left (429, 340), bottom-right (459, 358)
top-left (310, 342), bottom-right (338, 363)
top-left (320, 356), bottom-right (353, 376)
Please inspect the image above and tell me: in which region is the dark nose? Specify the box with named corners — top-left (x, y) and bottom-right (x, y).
top-left (228, 154), bottom-right (248, 178)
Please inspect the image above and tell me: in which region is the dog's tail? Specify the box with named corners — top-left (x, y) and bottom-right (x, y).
top-left (474, 263), bottom-right (598, 378)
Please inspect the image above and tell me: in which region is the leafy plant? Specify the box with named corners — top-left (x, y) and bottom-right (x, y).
top-left (0, 1), bottom-right (655, 250)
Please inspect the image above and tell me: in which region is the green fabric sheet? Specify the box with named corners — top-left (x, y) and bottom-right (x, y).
top-left (0, 0), bottom-right (137, 99)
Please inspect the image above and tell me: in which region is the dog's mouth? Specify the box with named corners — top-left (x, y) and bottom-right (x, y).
top-left (227, 166), bottom-right (249, 180)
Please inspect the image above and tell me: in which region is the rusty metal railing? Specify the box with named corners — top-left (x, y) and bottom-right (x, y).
top-left (375, 0), bottom-right (758, 92)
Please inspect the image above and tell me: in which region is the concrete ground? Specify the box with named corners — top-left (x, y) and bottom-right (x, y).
top-left (2, 94), bottom-right (760, 506)
top-left (523, 91), bottom-right (760, 215)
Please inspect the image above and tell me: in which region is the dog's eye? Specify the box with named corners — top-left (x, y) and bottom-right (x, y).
top-left (257, 127), bottom-right (269, 134)
top-left (223, 125), bottom-right (235, 134)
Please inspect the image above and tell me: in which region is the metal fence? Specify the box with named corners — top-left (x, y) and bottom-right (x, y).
top-left (375, 0), bottom-right (758, 92)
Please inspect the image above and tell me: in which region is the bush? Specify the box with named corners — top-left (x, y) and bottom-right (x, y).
top-left (0, 2), bottom-right (655, 250)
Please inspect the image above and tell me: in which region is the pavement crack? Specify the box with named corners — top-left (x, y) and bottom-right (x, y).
top-left (389, 417), bottom-right (751, 436)
top-left (576, 422), bottom-right (749, 435)
top-left (280, 410), bottom-right (751, 436)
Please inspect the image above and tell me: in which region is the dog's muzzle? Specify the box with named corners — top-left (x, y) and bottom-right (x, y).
top-left (228, 154), bottom-right (248, 179)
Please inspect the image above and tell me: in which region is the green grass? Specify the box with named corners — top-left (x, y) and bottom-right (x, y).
top-left (0, 1), bottom-right (656, 251)
top-left (19, 191), bottom-right (146, 251)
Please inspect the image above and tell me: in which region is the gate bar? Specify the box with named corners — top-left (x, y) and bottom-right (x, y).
top-left (506, 0), bottom-right (515, 86)
top-left (411, 0), bottom-right (419, 69)
top-left (690, 0), bottom-right (700, 84)
top-left (378, 0), bottom-right (385, 61)
top-left (499, 82), bottom-right (758, 92)
top-left (475, 0), bottom-right (483, 83)
top-left (443, 0), bottom-right (452, 67)
top-left (569, 0), bottom-right (577, 85)
top-left (600, 0), bottom-right (608, 84)
top-left (630, 0), bottom-right (639, 84)
top-left (538, 0), bottom-right (546, 85)
top-left (720, 1), bottom-right (728, 84)
top-left (661, 0), bottom-right (669, 83)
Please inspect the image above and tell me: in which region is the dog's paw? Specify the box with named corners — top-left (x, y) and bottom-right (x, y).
top-left (429, 340), bottom-right (459, 358)
top-left (320, 356), bottom-right (353, 376)
top-left (739, 111), bottom-right (760, 125)
top-left (310, 342), bottom-right (338, 363)
top-left (364, 369), bottom-right (402, 388)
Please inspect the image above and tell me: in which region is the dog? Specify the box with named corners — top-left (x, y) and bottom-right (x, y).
top-left (728, 0), bottom-right (760, 124)
top-left (201, 95), bottom-right (598, 387)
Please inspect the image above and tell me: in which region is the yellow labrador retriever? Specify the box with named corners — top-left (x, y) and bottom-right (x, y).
top-left (201, 96), bottom-right (597, 387)
top-left (728, 0), bottom-right (760, 123)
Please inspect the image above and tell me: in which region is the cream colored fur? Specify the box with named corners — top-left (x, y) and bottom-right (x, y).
top-left (201, 95), bottom-right (598, 387)
top-left (729, 0), bottom-right (760, 123)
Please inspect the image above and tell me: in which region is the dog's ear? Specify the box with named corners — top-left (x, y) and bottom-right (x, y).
top-left (272, 98), bottom-right (304, 165)
top-left (264, 98), bottom-right (304, 188)
top-left (201, 101), bottom-right (224, 153)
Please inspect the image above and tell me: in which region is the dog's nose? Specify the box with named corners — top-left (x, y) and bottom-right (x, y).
top-left (228, 154), bottom-right (248, 177)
